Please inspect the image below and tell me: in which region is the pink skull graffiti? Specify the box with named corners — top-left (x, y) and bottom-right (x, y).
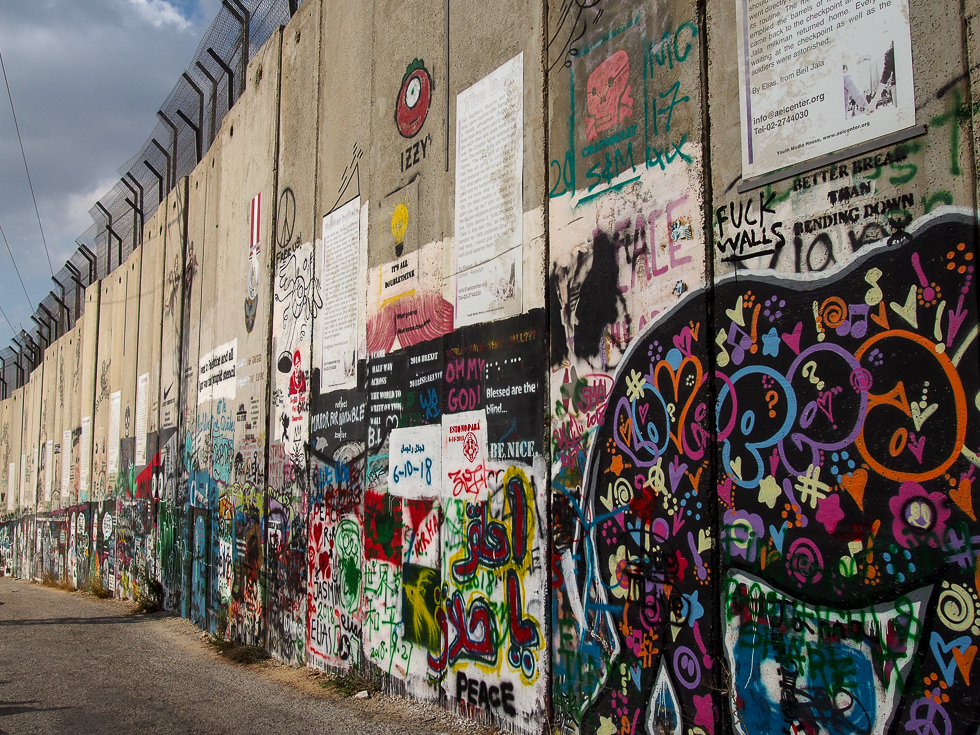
top-left (585, 50), bottom-right (634, 142)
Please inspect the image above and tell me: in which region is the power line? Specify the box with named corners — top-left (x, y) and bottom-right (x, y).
top-left (0, 220), bottom-right (35, 312)
top-left (0, 43), bottom-right (55, 277)
top-left (0, 304), bottom-right (16, 340)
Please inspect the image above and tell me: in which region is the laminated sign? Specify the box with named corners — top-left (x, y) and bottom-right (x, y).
top-left (736, 0), bottom-right (914, 178)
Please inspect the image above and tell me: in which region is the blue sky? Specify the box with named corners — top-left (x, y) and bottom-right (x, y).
top-left (0, 0), bottom-right (220, 341)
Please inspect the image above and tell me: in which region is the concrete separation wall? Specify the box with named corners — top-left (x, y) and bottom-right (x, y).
top-left (2, 0), bottom-right (980, 733)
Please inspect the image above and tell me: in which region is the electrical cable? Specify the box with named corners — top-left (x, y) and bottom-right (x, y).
top-left (0, 220), bottom-right (35, 312)
top-left (0, 43), bottom-right (55, 277)
top-left (0, 304), bottom-right (16, 340)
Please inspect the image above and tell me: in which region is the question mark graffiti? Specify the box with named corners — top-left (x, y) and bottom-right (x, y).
top-left (801, 361), bottom-right (825, 390)
top-left (766, 390), bottom-right (779, 418)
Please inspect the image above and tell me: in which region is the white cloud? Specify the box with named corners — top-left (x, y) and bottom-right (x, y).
top-left (58, 176), bottom-right (123, 251)
top-left (127, 0), bottom-right (192, 30)
top-left (0, 0), bottom-right (217, 340)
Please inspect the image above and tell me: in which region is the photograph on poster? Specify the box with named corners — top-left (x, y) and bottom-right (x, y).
top-left (736, 0), bottom-right (914, 178)
top-left (842, 42), bottom-right (897, 118)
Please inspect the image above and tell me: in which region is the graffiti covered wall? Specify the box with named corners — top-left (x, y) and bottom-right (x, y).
top-left (1, 0), bottom-right (980, 734)
top-left (546, 0), bottom-right (980, 734)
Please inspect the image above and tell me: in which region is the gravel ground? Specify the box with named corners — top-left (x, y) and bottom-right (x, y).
top-left (0, 577), bottom-right (494, 735)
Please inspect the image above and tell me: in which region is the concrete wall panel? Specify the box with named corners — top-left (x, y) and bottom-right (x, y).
top-left (0, 398), bottom-right (11, 516)
top-left (269, 5), bottom-right (322, 664)
top-left (39, 341), bottom-right (58, 515)
top-left (167, 161), bottom-right (209, 619)
top-left (57, 323), bottom-right (85, 585)
top-left (307, 0), bottom-right (371, 680)
top-left (161, 179), bottom-right (189, 434)
top-left (0, 397), bottom-right (13, 573)
top-left (6, 387), bottom-right (23, 518)
top-left (114, 249), bottom-right (143, 599)
top-left (60, 325), bottom-right (81, 508)
top-left (91, 274), bottom-right (119, 594)
top-left (78, 284), bottom-right (101, 506)
top-left (24, 366), bottom-right (44, 579)
top-left (189, 130), bottom-right (223, 631)
top-left (156, 178), bottom-right (188, 610)
top-left (547, 0), bottom-right (710, 732)
top-left (209, 29), bottom-right (282, 647)
top-left (133, 203), bottom-right (168, 594)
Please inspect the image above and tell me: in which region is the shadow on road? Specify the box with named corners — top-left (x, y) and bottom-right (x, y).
top-left (0, 699), bottom-right (74, 716)
top-left (0, 615), bottom-right (147, 627)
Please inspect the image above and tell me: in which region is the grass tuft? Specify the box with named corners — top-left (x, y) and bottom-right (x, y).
top-left (133, 568), bottom-right (164, 614)
top-left (88, 576), bottom-right (113, 599)
top-left (206, 635), bottom-right (271, 665)
top-left (317, 671), bottom-right (382, 697)
top-left (40, 571), bottom-right (77, 592)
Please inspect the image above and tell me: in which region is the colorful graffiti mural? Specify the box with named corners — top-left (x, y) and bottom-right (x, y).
top-left (552, 212), bottom-right (980, 735)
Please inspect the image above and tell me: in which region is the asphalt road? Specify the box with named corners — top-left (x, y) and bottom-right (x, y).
top-left (0, 577), bottom-right (479, 735)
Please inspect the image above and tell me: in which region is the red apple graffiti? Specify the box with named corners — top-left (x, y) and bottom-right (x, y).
top-left (396, 59), bottom-right (432, 138)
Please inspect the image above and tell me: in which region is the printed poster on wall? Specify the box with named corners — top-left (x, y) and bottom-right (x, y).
top-left (442, 409), bottom-right (490, 502)
top-left (135, 372), bottom-right (149, 466)
top-left (736, 0), bottom-right (914, 178)
top-left (320, 196), bottom-right (361, 392)
top-left (62, 429), bottom-right (71, 497)
top-left (378, 179), bottom-right (420, 308)
top-left (80, 416), bottom-right (91, 498)
top-left (388, 423), bottom-right (441, 498)
top-left (107, 391), bottom-right (121, 476)
top-left (454, 53), bottom-right (524, 327)
top-left (44, 440), bottom-right (53, 502)
top-left (198, 339), bottom-right (237, 404)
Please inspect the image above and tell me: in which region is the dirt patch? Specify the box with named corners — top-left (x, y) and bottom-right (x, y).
top-left (249, 662), bottom-right (495, 734)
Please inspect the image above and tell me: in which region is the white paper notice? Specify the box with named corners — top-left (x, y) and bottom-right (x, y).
top-left (388, 424), bottom-right (442, 498)
top-left (80, 416), bottom-right (91, 499)
top-left (456, 250), bottom-right (523, 327)
top-left (62, 429), bottom-right (71, 497)
top-left (198, 339), bottom-right (237, 404)
top-left (135, 372), bottom-right (149, 466)
top-left (736, 0), bottom-right (914, 178)
top-left (320, 197), bottom-right (360, 391)
top-left (19, 453), bottom-right (25, 507)
top-left (442, 410), bottom-right (490, 501)
top-left (44, 440), bottom-right (53, 502)
top-left (6, 462), bottom-right (14, 511)
top-left (454, 53), bottom-right (524, 327)
top-left (107, 391), bottom-right (121, 476)
top-left (379, 250), bottom-right (419, 304)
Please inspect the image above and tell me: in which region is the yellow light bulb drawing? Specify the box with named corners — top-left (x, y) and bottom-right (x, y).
top-left (391, 202), bottom-right (409, 257)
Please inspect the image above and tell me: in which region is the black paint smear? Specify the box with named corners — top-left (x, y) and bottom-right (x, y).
top-left (549, 268), bottom-right (568, 368)
top-left (573, 228), bottom-right (629, 361)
